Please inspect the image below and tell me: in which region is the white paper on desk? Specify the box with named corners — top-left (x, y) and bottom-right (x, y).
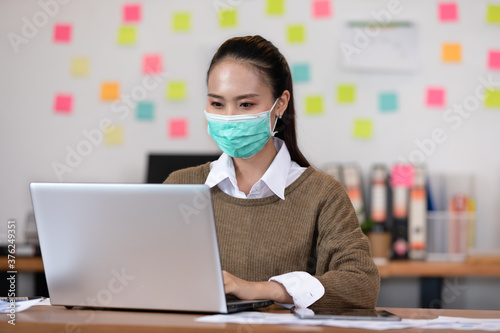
top-left (196, 312), bottom-right (500, 331)
top-left (0, 297), bottom-right (45, 313)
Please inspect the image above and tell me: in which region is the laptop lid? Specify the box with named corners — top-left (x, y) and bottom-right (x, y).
top-left (30, 183), bottom-right (236, 313)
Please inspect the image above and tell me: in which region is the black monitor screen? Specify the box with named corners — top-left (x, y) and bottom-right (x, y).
top-left (146, 154), bottom-right (220, 183)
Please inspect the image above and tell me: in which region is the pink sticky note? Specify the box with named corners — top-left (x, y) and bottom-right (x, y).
top-left (438, 2), bottom-right (458, 22)
top-left (168, 118), bottom-right (188, 138)
top-left (426, 87), bottom-right (446, 107)
top-left (143, 54), bottom-right (162, 74)
top-left (391, 164), bottom-right (414, 188)
top-left (488, 50), bottom-right (500, 70)
top-left (53, 24), bottom-right (72, 43)
top-left (312, 0), bottom-right (332, 18)
top-left (123, 4), bottom-right (141, 23)
top-left (54, 94), bottom-right (73, 114)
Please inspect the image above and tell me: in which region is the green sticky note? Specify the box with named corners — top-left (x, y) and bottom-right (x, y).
top-left (305, 95), bottom-right (324, 115)
top-left (353, 119), bottom-right (373, 139)
top-left (136, 101), bottom-right (154, 120)
top-left (267, 0), bottom-right (284, 15)
top-left (485, 89), bottom-right (500, 108)
top-left (292, 63), bottom-right (310, 83)
top-left (287, 24), bottom-right (305, 43)
top-left (219, 8), bottom-right (237, 27)
top-left (337, 85), bottom-right (356, 103)
top-left (173, 12), bottom-right (191, 31)
top-left (379, 92), bottom-right (398, 112)
top-left (167, 81), bottom-right (187, 100)
top-left (117, 26), bottom-right (136, 45)
top-left (486, 5), bottom-right (500, 24)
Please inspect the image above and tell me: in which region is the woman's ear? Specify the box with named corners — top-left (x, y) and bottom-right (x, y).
top-left (276, 90), bottom-right (290, 118)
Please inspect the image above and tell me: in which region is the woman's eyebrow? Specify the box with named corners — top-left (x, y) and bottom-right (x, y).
top-left (207, 93), bottom-right (261, 100)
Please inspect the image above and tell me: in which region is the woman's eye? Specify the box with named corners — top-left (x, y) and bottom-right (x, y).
top-left (211, 102), bottom-right (223, 108)
top-left (240, 103), bottom-right (253, 108)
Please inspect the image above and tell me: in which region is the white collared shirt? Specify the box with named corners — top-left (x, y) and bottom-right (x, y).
top-left (205, 137), bottom-right (325, 308)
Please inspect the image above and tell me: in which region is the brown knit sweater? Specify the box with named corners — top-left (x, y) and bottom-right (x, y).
top-left (164, 163), bottom-right (380, 309)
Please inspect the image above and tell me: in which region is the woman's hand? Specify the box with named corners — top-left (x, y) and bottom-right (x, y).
top-left (222, 270), bottom-right (293, 304)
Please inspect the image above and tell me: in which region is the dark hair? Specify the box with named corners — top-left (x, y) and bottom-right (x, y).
top-left (206, 35), bottom-right (310, 168)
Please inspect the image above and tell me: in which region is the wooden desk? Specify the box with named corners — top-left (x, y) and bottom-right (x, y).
top-left (2, 305), bottom-right (499, 333)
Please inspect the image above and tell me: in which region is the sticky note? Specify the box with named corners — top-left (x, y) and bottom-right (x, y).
top-left (101, 82), bottom-right (120, 101)
top-left (219, 8), bottom-right (237, 27)
top-left (136, 101), bottom-right (154, 120)
top-left (71, 58), bottom-right (89, 77)
top-left (485, 89), bottom-right (500, 108)
top-left (117, 26), bottom-right (136, 45)
top-left (426, 87), bottom-right (445, 107)
top-left (123, 4), bottom-right (141, 23)
top-left (267, 0), bottom-right (284, 15)
top-left (486, 5), bottom-right (500, 24)
top-left (105, 126), bottom-right (124, 145)
top-left (439, 2), bottom-right (458, 22)
top-left (54, 94), bottom-right (73, 114)
top-left (168, 118), bottom-right (188, 138)
top-left (54, 24), bottom-right (72, 43)
top-left (352, 118), bottom-right (373, 139)
top-left (291, 63), bottom-right (310, 83)
top-left (379, 92), bottom-right (398, 112)
top-left (305, 96), bottom-right (324, 115)
top-left (167, 81), bottom-right (187, 100)
top-left (488, 50), bottom-right (500, 70)
top-left (143, 54), bottom-right (162, 74)
top-left (442, 43), bottom-right (461, 62)
top-left (173, 12), bottom-right (191, 31)
top-left (287, 25), bottom-right (305, 43)
top-left (312, 0), bottom-right (332, 19)
top-left (391, 164), bottom-right (414, 188)
top-left (337, 85), bottom-right (356, 103)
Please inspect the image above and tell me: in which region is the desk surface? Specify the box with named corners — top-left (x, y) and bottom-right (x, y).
top-left (2, 305), bottom-right (500, 333)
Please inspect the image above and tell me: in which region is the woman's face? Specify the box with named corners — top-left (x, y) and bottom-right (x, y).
top-left (206, 59), bottom-right (275, 116)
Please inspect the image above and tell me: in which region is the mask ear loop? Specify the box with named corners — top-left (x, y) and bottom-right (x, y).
top-left (270, 98), bottom-right (280, 136)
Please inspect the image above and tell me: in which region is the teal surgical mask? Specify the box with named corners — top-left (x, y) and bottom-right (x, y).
top-left (204, 99), bottom-right (279, 159)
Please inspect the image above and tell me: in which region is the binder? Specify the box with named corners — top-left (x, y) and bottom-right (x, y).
top-left (408, 166), bottom-right (427, 260)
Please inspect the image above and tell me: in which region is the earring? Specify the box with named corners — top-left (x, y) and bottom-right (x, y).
top-left (278, 112), bottom-right (282, 119)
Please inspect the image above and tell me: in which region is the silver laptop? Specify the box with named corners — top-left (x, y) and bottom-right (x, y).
top-left (30, 183), bottom-right (272, 313)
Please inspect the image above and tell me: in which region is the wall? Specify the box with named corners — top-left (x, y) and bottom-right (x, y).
top-left (1, 0), bottom-right (499, 308)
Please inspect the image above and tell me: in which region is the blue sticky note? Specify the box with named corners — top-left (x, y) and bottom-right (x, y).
top-left (136, 101), bottom-right (154, 120)
top-left (292, 63), bottom-right (310, 83)
top-left (379, 92), bottom-right (398, 112)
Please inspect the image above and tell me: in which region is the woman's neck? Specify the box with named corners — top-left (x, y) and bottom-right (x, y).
top-left (232, 138), bottom-right (277, 195)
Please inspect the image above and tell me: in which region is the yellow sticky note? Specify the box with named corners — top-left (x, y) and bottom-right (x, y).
top-left (337, 85), bottom-right (356, 103)
top-left (267, 0), bottom-right (284, 15)
top-left (100, 82), bottom-right (120, 101)
top-left (485, 89), bottom-right (500, 108)
top-left (486, 5), bottom-right (500, 24)
top-left (442, 43), bottom-right (461, 62)
top-left (219, 8), bottom-right (237, 27)
top-left (167, 81), bottom-right (187, 100)
top-left (287, 24), bottom-right (305, 43)
top-left (71, 58), bottom-right (89, 77)
top-left (353, 119), bottom-right (373, 139)
top-left (105, 126), bottom-right (124, 145)
top-left (173, 12), bottom-right (191, 31)
top-left (305, 96), bottom-right (324, 115)
top-left (117, 26), bottom-right (136, 45)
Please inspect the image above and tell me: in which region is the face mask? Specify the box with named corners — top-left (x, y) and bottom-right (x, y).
top-left (204, 99), bottom-right (279, 159)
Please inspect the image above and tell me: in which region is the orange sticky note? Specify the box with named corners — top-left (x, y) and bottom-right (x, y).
top-left (54, 24), bottom-right (72, 43)
top-left (54, 93), bottom-right (73, 114)
top-left (101, 82), bottom-right (120, 101)
top-left (442, 43), bottom-right (461, 62)
top-left (168, 118), bottom-right (188, 138)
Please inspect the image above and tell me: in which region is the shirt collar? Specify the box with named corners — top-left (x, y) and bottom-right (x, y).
top-left (205, 137), bottom-right (291, 200)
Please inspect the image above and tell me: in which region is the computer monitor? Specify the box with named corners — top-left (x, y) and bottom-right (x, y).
top-left (146, 153), bottom-right (220, 183)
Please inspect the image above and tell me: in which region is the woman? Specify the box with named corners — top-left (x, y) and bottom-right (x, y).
top-left (164, 35), bottom-right (379, 309)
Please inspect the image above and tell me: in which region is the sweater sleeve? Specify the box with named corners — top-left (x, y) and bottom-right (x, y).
top-left (311, 176), bottom-right (380, 309)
